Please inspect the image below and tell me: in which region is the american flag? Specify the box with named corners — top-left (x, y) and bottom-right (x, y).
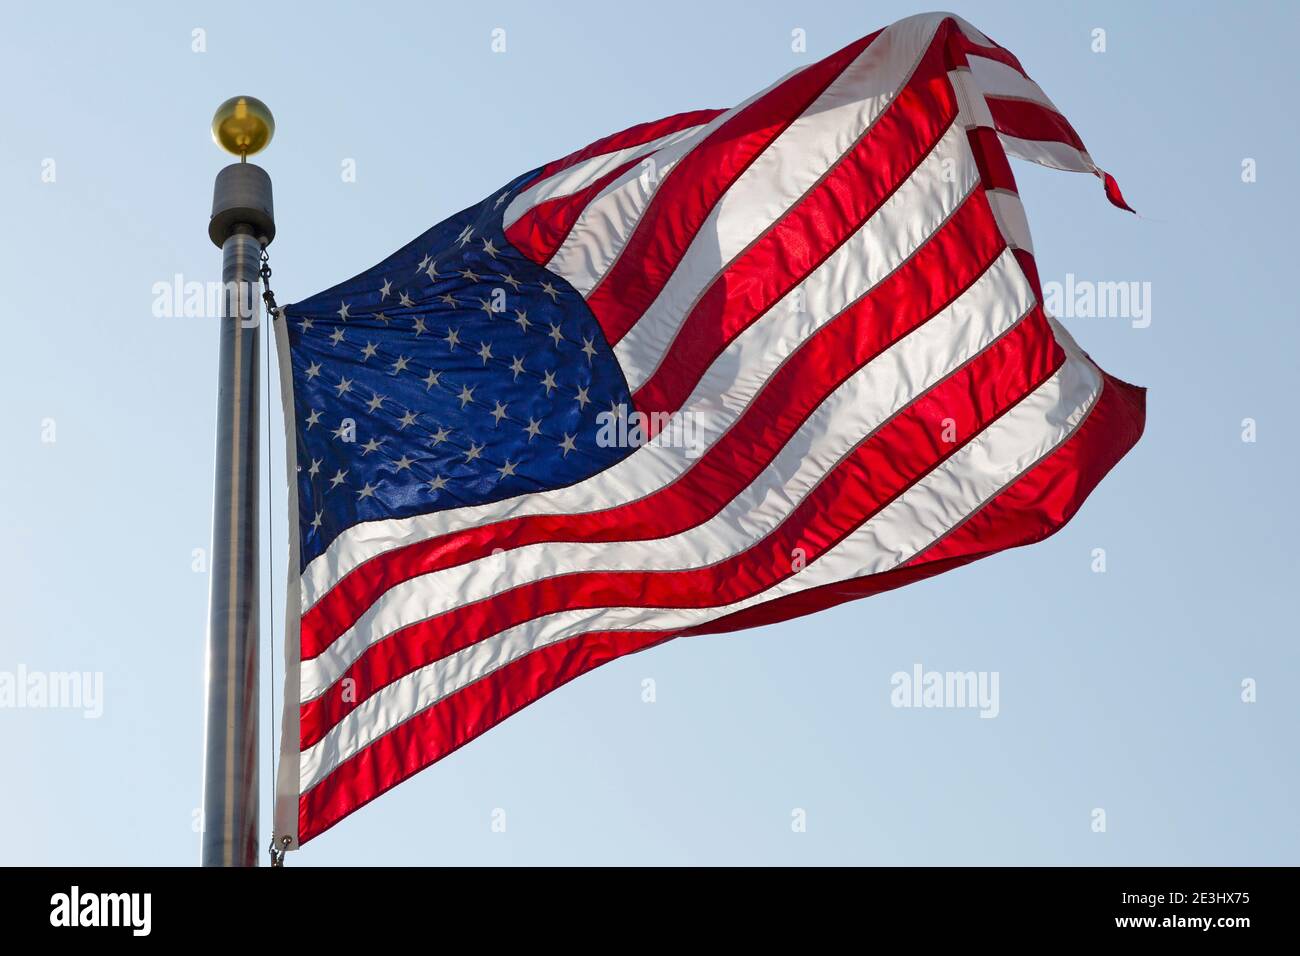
top-left (274, 12), bottom-right (1145, 848)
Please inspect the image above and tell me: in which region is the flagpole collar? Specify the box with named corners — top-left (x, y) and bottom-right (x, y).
top-left (209, 162), bottom-right (275, 247)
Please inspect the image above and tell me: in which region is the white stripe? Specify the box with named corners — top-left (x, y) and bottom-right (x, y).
top-left (995, 131), bottom-right (1098, 175)
top-left (949, 13), bottom-right (995, 48)
top-left (967, 55), bottom-right (1059, 111)
top-left (501, 124), bottom-right (709, 231)
top-left (948, 67), bottom-right (996, 130)
top-left (301, 248), bottom-right (1032, 698)
top-left (611, 14), bottom-right (946, 389)
top-left (301, 353), bottom-right (1102, 792)
top-left (987, 188), bottom-right (1034, 253)
top-left (299, 122), bottom-right (980, 611)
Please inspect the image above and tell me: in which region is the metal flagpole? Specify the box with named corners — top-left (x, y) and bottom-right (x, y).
top-left (201, 96), bottom-right (276, 867)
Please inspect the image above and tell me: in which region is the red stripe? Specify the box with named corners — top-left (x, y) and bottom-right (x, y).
top-left (946, 27), bottom-right (1030, 79)
top-left (585, 30), bottom-right (884, 346)
top-left (299, 190), bottom-right (1008, 662)
top-left (1012, 247), bottom-right (1044, 306)
top-left (529, 109), bottom-right (723, 185)
top-left (1102, 172), bottom-right (1135, 213)
top-left (966, 126), bottom-right (1018, 194)
top-left (632, 38), bottom-right (959, 421)
top-left (300, 304), bottom-right (1059, 749)
top-left (505, 154), bottom-right (645, 264)
top-left (985, 96), bottom-right (1088, 153)
top-left (299, 366), bottom-right (1140, 846)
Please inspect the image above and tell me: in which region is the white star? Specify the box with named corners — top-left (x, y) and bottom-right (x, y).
top-left (445, 327), bottom-right (461, 349)
top-left (427, 474), bottom-right (447, 492)
top-left (329, 328), bottom-right (346, 347)
top-left (494, 193), bottom-right (508, 208)
top-left (423, 369), bottom-right (441, 390)
top-left (559, 433), bottom-right (576, 456)
top-left (360, 342), bottom-right (378, 361)
top-left (541, 370), bottom-right (558, 395)
top-left (581, 337), bottom-right (597, 363)
top-left (308, 458), bottom-right (321, 477)
top-left (514, 309), bottom-right (531, 332)
top-left (477, 341), bottom-right (493, 364)
top-left (430, 426), bottom-right (451, 446)
top-left (457, 384), bottom-right (475, 408)
top-left (524, 418), bottom-right (541, 440)
top-left (426, 260), bottom-right (439, 280)
top-left (575, 385), bottom-right (590, 409)
top-left (509, 356), bottom-right (525, 380)
top-left (398, 409), bottom-right (418, 429)
top-left (305, 409), bottom-right (322, 429)
top-left (366, 393), bottom-right (385, 413)
top-left (412, 316), bottom-right (427, 336)
top-left (464, 442), bottom-right (484, 462)
top-left (337, 302), bottom-right (351, 321)
top-left (460, 268), bottom-right (481, 283)
top-left (496, 459), bottom-right (517, 478)
top-left (305, 361), bottom-right (322, 380)
top-left (479, 298), bottom-right (494, 316)
top-left (374, 311), bottom-right (390, 324)
top-left (361, 437), bottom-right (382, 456)
top-left (334, 376), bottom-right (353, 396)
top-left (331, 421), bottom-right (351, 441)
top-left (439, 292), bottom-right (458, 309)
top-left (548, 323), bottom-right (564, 346)
top-left (457, 226), bottom-right (474, 247)
top-left (490, 401), bottom-right (508, 425)
top-left (417, 254), bottom-right (430, 272)
top-left (501, 274), bottom-right (521, 291)
top-left (357, 482), bottom-right (377, 499)
top-left (391, 355), bottom-right (410, 374)
top-left (540, 281), bottom-right (560, 302)
top-left (379, 279), bottom-right (392, 300)
top-left (310, 511), bottom-right (323, 530)
top-left (481, 238), bottom-right (499, 258)
top-left (329, 468), bottom-right (347, 488)
top-left (399, 292), bottom-right (415, 308)
top-left (394, 455), bottom-right (414, 471)
top-left (298, 316), bottom-right (314, 332)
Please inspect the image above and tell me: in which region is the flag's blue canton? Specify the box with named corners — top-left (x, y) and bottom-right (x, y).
top-left (282, 170), bottom-right (635, 569)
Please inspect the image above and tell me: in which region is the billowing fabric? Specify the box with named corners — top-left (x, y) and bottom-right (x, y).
top-left (275, 12), bottom-right (1144, 848)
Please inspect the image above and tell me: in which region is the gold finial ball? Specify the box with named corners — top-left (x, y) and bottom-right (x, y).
top-left (211, 96), bottom-right (275, 157)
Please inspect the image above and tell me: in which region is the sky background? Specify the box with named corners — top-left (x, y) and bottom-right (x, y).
top-left (2, 0), bottom-right (1297, 866)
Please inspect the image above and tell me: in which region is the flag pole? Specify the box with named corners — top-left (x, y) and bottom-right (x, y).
top-left (201, 97), bottom-right (276, 867)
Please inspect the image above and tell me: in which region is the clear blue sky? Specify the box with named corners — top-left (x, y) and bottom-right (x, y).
top-left (2, 1), bottom-right (1296, 865)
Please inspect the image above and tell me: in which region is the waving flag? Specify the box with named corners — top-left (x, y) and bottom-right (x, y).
top-left (274, 12), bottom-right (1145, 848)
